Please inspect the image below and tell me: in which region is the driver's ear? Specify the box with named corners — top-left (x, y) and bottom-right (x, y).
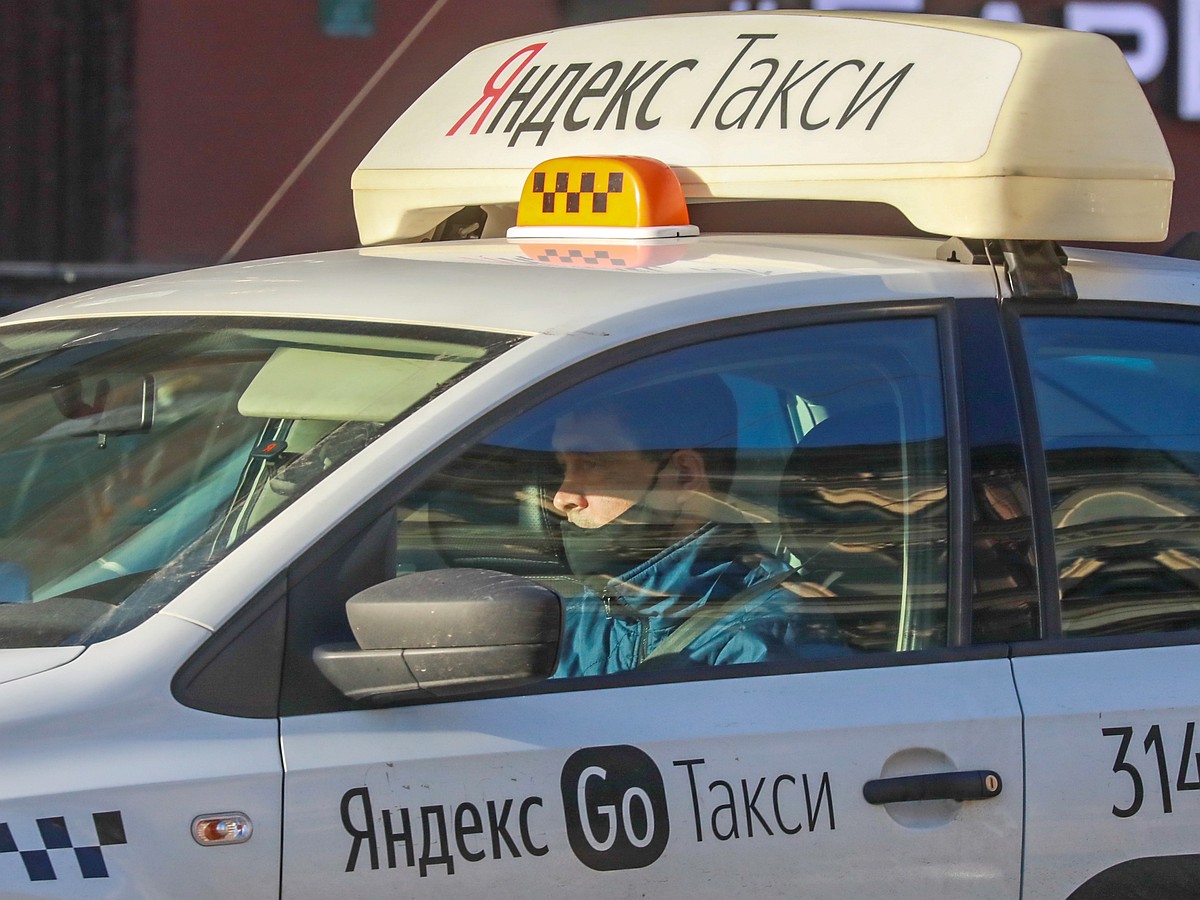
top-left (667, 448), bottom-right (709, 491)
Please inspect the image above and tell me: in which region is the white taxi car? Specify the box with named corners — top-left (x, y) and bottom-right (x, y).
top-left (0, 11), bottom-right (1196, 898)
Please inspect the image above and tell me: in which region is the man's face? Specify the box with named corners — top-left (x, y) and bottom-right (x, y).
top-left (551, 410), bottom-right (663, 529)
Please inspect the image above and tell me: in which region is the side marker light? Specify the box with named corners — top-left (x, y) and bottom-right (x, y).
top-left (192, 813), bottom-right (253, 846)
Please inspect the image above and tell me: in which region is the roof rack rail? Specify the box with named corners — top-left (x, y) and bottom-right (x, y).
top-left (937, 237), bottom-right (1077, 302)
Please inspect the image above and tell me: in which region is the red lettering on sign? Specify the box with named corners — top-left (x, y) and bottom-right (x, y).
top-left (448, 43), bottom-right (548, 136)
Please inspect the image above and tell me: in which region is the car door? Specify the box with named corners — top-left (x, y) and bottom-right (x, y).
top-left (1008, 307), bottom-right (1200, 898)
top-left (0, 614), bottom-right (284, 899)
top-left (278, 307), bottom-right (1026, 898)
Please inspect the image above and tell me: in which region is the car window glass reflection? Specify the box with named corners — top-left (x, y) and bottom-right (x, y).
top-left (1021, 316), bottom-right (1200, 636)
top-left (394, 318), bottom-right (950, 679)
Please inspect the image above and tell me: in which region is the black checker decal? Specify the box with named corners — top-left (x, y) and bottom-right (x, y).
top-left (531, 167), bottom-right (626, 216)
top-left (0, 811), bottom-right (127, 882)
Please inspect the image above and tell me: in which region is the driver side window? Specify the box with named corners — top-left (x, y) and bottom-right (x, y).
top-left (391, 317), bottom-right (950, 680)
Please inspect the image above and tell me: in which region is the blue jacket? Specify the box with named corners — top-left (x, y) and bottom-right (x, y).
top-left (554, 522), bottom-right (837, 677)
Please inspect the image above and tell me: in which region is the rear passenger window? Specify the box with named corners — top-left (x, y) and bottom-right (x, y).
top-left (391, 317), bottom-right (950, 681)
top-left (1020, 316), bottom-right (1200, 636)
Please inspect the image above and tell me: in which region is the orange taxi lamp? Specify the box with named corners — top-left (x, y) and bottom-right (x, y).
top-left (508, 156), bottom-right (699, 240)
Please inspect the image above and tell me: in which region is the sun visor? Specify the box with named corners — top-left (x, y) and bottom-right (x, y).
top-left (237, 348), bottom-right (471, 422)
top-left (353, 12), bottom-right (1173, 244)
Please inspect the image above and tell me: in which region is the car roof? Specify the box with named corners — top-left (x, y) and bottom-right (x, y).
top-left (7, 235), bottom-right (1200, 340)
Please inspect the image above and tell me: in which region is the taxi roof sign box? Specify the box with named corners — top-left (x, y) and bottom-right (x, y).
top-left (353, 12), bottom-right (1173, 246)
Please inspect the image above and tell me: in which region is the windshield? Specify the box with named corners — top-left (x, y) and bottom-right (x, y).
top-left (0, 316), bottom-right (520, 648)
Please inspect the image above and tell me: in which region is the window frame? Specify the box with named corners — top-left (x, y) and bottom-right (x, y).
top-left (274, 298), bottom-right (997, 715)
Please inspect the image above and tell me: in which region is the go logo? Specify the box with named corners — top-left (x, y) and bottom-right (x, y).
top-left (560, 745), bottom-right (670, 871)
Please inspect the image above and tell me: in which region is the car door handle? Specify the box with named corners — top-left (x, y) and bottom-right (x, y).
top-left (862, 770), bottom-right (1003, 805)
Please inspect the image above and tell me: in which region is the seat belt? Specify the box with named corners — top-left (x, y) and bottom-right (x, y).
top-left (640, 566), bottom-right (797, 664)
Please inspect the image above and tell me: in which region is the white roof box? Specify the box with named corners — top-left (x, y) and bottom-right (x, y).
top-left (353, 12), bottom-right (1173, 245)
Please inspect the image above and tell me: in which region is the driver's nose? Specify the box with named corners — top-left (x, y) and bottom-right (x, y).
top-left (552, 457), bottom-right (590, 515)
top-left (552, 482), bottom-right (586, 515)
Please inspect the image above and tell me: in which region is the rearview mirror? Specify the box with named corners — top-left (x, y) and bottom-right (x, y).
top-left (47, 372), bottom-right (155, 439)
top-left (314, 568), bottom-right (561, 704)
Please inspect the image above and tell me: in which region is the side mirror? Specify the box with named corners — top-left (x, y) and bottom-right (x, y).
top-left (314, 568), bottom-right (561, 704)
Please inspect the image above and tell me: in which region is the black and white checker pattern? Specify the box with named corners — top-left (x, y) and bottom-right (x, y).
top-left (0, 810), bottom-right (126, 882)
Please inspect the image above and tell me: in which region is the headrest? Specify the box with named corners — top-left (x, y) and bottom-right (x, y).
top-left (781, 404), bottom-right (908, 526)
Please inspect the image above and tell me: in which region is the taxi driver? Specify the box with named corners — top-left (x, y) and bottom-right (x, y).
top-left (548, 376), bottom-right (810, 677)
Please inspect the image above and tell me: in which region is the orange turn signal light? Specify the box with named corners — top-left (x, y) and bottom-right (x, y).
top-left (192, 813), bottom-right (253, 846)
